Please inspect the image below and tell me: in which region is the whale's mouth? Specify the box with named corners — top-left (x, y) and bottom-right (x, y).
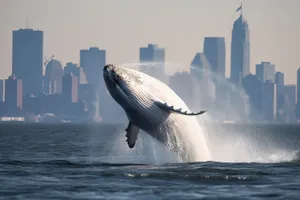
top-left (103, 64), bottom-right (130, 97)
top-left (104, 64), bottom-right (121, 87)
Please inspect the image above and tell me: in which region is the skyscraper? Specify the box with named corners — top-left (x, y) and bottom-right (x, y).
top-left (275, 71), bottom-right (285, 113)
top-left (275, 72), bottom-right (284, 86)
top-left (190, 52), bottom-right (216, 108)
top-left (12, 28), bottom-right (43, 96)
top-left (139, 44), bottom-right (166, 83)
top-left (255, 62), bottom-right (275, 83)
top-left (45, 59), bottom-right (63, 94)
top-left (62, 73), bottom-right (78, 103)
top-left (80, 47), bottom-right (116, 121)
top-left (190, 52), bottom-right (211, 80)
top-left (0, 80), bottom-right (3, 102)
top-left (282, 85), bottom-right (296, 106)
top-left (78, 84), bottom-right (97, 117)
top-left (297, 67), bottom-right (300, 104)
top-left (278, 85), bottom-right (296, 123)
top-left (5, 75), bottom-right (23, 109)
top-left (242, 74), bottom-right (262, 119)
top-left (296, 67), bottom-right (300, 119)
top-left (230, 7), bottom-right (250, 85)
top-left (203, 37), bottom-right (226, 78)
top-left (80, 47), bottom-right (106, 86)
top-left (64, 62), bottom-right (87, 84)
top-left (261, 80), bottom-right (277, 121)
top-left (169, 72), bottom-right (200, 110)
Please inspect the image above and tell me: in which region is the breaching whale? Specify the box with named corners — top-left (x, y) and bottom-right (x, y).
top-left (103, 64), bottom-right (211, 162)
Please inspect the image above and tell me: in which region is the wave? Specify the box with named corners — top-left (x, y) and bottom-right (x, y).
top-left (1, 158), bottom-right (300, 186)
top-left (2, 154), bottom-right (300, 169)
top-left (0, 159), bottom-right (149, 168)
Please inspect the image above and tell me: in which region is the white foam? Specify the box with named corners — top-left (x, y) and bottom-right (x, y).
top-left (97, 62), bottom-right (298, 164)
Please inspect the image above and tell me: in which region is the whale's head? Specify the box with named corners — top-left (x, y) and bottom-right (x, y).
top-left (103, 64), bottom-right (146, 108)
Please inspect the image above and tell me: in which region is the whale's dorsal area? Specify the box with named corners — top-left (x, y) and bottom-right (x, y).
top-left (154, 101), bottom-right (207, 116)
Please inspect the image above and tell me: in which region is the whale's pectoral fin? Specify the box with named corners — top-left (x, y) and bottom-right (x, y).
top-left (154, 101), bottom-right (207, 116)
top-left (125, 121), bottom-right (140, 148)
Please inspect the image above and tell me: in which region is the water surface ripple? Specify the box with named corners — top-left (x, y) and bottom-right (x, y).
top-left (0, 123), bottom-right (300, 200)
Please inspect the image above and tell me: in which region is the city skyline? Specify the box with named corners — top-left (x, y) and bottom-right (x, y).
top-left (0, 0), bottom-right (300, 84)
top-left (0, 10), bottom-right (299, 124)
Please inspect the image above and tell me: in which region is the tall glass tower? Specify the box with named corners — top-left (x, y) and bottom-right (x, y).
top-left (12, 28), bottom-right (43, 97)
top-left (203, 37), bottom-right (226, 79)
top-left (230, 7), bottom-right (250, 85)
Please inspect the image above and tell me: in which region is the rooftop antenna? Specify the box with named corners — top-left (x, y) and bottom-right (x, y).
top-left (236, 1), bottom-right (243, 15)
top-left (241, 1), bottom-right (243, 16)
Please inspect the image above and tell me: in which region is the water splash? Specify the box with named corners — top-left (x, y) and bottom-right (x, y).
top-left (187, 65), bottom-right (298, 163)
top-left (104, 128), bottom-right (178, 165)
top-left (198, 114), bottom-right (299, 163)
top-left (167, 116), bottom-right (212, 162)
top-left (98, 61), bottom-right (298, 164)
top-left (105, 61), bottom-right (212, 163)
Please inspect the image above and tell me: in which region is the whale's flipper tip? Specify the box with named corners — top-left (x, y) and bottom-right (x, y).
top-left (155, 101), bottom-right (207, 116)
top-left (125, 121), bottom-right (140, 148)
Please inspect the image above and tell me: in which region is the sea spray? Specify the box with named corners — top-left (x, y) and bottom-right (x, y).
top-left (189, 65), bottom-right (298, 163)
top-left (95, 61), bottom-right (298, 164)
top-left (199, 115), bottom-right (300, 163)
top-left (104, 127), bottom-right (178, 165)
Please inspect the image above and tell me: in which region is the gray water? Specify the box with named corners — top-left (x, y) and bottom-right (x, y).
top-left (0, 123), bottom-right (300, 199)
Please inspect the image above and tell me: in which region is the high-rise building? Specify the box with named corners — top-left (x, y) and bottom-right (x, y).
top-left (190, 52), bottom-right (212, 80)
top-left (279, 85), bottom-right (296, 123)
top-left (64, 62), bottom-right (87, 84)
top-left (261, 80), bottom-right (276, 121)
top-left (275, 71), bottom-right (285, 114)
top-left (42, 76), bottom-right (52, 95)
top-left (45, 59), bottom-right (63, 94)
top-left (203, 37), bottom-right (226, 78)
top-left (242, 74), bottom-right (262, 119)
top-left (296, 67), bottom-right (300, 119)
top-left (139, 44), bottom-right (167, 83)
top-left (12, 28), bottom-right (43, 97)
top-left (62, 74), bottom-right (78, 103)
top-left (80, 47), bottom-right (112, 121)
top-left (230, 11), bottom-right (250, 85)
top-left (80, 47), bottom-right (106, 86)
top-left (190, 53), bottom-right (216, 108)
top-left (78, 84), bottom-right (97, 117)
top-left (275, 72), bottom-right (284, 86)
top-left (5, 75), bottom-right (23, 109)
top-left (282, 85), bottom-right (296, 106)
top-left (297, 67), bottom-right (300, 104)
top-left (0, 80), bottom-right (3, 102)
top-left (256, 62), bottom-right (275, 83)
top-left (169, 72), bottom-right (201, 110)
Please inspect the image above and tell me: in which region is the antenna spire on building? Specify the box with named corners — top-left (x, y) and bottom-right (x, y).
top-left (236, 1), bottom-right (243, 15)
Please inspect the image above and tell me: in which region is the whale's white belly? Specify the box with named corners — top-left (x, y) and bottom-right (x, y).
top-left (103, 64), bottom-right (210, 162)
top-left (152, 113), bottom-right (211, 162)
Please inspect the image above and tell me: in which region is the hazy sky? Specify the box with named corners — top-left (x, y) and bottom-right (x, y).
top-left (0, 0), bottom-right (299, 84)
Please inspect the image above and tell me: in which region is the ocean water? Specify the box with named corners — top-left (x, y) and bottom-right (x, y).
top-left (0, 123), bottom-right (300, 200)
